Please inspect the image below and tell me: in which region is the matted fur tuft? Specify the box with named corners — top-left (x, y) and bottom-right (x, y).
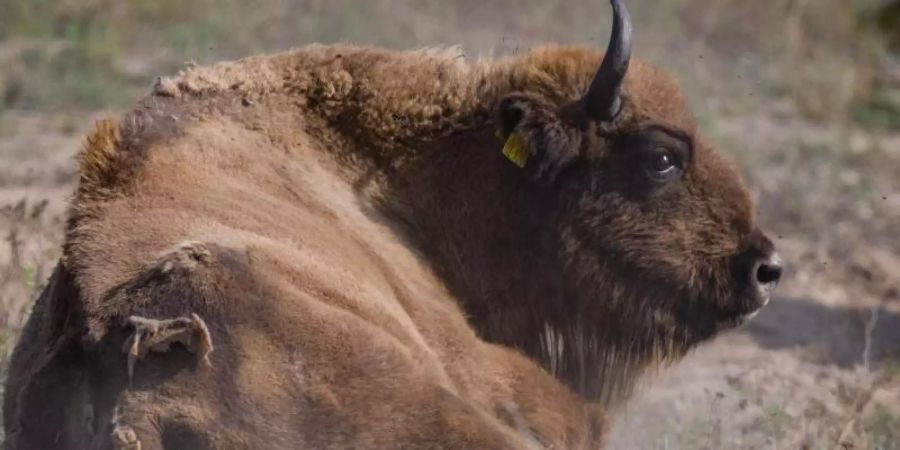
top-left (77, 119), bottom-right (122, 199)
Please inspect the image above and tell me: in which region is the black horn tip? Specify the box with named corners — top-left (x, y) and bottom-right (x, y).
top-left (584, 0), bottom-right (633, 121)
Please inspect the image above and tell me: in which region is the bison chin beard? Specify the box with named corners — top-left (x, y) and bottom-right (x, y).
top-left (532, 291), bottom-right (694, 406)
top-left (534, 251), bottom-right (751, 406)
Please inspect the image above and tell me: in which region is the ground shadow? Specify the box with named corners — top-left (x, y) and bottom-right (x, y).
top-left (744, 296), bottom-right (900, 368)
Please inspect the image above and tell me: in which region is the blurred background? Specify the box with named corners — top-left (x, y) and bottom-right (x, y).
top-left (0, 0), bottom-right (898, 448)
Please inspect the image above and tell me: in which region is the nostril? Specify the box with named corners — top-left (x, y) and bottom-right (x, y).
top-left (756, 255), bottom-right (783, 286)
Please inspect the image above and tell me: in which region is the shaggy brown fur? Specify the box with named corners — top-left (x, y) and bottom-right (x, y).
top-left (3, 43), bottom-right (777, 449)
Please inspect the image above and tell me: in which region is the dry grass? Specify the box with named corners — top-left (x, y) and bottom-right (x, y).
top-left (1, 0), bottom-right (896, 119)
top-left (0, 0), bottom-right (899, 448)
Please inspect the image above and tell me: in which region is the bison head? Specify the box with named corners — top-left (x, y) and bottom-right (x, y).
top-left (490, 0), bottom-right (782, 400)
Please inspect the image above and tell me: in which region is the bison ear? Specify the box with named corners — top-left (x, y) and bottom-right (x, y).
top-left (498, 96), bottom-right (529, 138)
top-left (497, 93), bottom-right (583, 184)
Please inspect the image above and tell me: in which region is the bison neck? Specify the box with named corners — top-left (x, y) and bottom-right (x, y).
top-left (382, 129), bottom-right (663, 405)
top-left (387, 129), bottom-right (563, 343)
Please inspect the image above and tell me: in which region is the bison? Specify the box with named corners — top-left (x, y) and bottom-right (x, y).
top-left (3, 1), bottom-right (781, 448)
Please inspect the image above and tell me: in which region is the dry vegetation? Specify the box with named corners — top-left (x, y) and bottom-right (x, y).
top-left (1, 0), bottom-right (898, 448)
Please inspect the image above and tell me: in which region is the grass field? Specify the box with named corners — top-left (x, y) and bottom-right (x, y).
top-left (1, 1), bottom-right (899, 447)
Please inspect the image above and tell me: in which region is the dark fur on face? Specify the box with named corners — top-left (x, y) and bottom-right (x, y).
top-left (394, 57), bottom-right (780, 404)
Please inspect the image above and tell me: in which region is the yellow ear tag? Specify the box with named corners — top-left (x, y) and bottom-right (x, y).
top-left (501, 132), bottom-right (529, 168)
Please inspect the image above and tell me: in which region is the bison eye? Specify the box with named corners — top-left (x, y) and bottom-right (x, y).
top-left (644, 147), bottom-right (683, 183)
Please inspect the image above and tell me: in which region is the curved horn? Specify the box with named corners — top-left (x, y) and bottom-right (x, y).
top-left (584, 0), bottom-right (633, 121)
